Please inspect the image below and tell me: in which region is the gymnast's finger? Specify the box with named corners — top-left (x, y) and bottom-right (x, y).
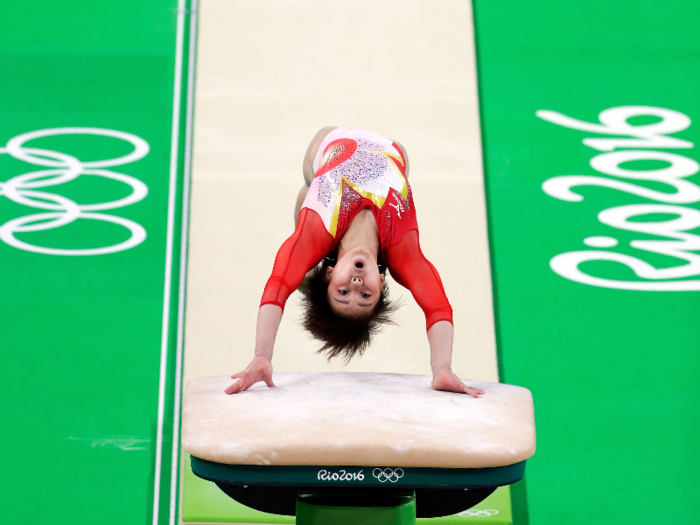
top-left (464, 386), bottom-right (483, 398)
top-left (264, 375), bottom-right (275, 388)
top-left (230, 372), bottom-right (243, 379)
top-left (225, 379), bottom-right (248, 394)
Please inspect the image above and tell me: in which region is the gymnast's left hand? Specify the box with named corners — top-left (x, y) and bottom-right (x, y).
top-left (431, 369), bottom-right (484, 398)
top-left (225, 355), bottom-right (275, 394)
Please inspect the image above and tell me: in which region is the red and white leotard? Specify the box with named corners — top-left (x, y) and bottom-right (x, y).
top-left (261, 128), bottom-right (452, 331)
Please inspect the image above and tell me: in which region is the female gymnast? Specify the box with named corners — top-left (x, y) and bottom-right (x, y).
top-left (226, 127), bottom-right (484, 397)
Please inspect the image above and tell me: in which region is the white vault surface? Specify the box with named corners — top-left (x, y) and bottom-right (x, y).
top-left (183, 373), bottom-right (535, 469)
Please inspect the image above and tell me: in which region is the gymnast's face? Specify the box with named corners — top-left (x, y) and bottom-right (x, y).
top-left (326, 247), bottom-right (385, 317)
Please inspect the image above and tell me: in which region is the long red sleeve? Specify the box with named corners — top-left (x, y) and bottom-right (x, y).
top-left (385, 230), bottom-right (453, 331)
top-left (260, 208), bottom-right (333, 310)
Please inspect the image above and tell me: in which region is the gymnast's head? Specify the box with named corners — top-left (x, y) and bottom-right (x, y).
top-left (301, 247), bottom-right (398, 361)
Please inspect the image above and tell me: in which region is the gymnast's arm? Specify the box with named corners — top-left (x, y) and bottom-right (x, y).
top-left (427, 321), bottom-right (483, 398)
top-left (225, 208), bottom-right (333, 394)
top-left (224, 305), bottom-right (281, 394)
top-left (386, 230), bottom-right (484, 398)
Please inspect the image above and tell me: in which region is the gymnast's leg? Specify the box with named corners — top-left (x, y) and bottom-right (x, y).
top-left (392, 139), bottom-right (410, 179)
top-left (294, 126), bottom-right (337, 226)
top-left (294, 129), bottom-right (409, 226)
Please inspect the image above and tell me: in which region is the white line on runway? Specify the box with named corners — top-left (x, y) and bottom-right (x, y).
top-left (153, 0), bottom-right (186, 524)
top-left (169, 1), bottom-right (199, 524)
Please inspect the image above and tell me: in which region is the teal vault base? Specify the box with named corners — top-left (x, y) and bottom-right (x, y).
top-left (182, 454), bottom-right (515, 524)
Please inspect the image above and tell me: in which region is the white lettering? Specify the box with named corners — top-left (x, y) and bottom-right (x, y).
top-left (316, 468), bottom-right (365, 483)
top-left (537, 106), bottom-right (700, 290)
top-left (543, 150), bottom-right (700, 203)
top-left (536, 106), bottom-right (693, 151)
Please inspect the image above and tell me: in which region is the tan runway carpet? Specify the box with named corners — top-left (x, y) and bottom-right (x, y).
top-left (182, 1), bottom-right (503, 523)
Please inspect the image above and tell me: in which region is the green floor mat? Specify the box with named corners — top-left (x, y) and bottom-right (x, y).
top-left (472, 1), bottom-right (700, 523)
top-left (0, 2), bottom-right (196, 523)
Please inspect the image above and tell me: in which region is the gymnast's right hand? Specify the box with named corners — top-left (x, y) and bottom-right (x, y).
top-left (225, 355), bottom-right (275, 394)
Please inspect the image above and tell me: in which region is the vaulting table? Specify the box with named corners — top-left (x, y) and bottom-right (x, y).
top-left (182, 372), bottom-right (536, 524)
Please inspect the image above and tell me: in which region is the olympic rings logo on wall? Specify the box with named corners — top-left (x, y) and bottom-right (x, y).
top-left (0, 127), bottom-right (149, 256)
top-left (372, 468), bottom-right (404, 483)
top-left (458, 508), bottom-right (499, 517)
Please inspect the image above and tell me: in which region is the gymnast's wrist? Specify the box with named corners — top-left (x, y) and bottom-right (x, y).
top-left (431, 364), bottom-right (452, 377)
top-left (254, 351), bottom-right (272, 361)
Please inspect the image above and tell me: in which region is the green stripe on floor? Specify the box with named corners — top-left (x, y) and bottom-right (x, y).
top-left (0, 1), bottom-right (195, 524)
top-left (473, 1), bottom-right (700, 524)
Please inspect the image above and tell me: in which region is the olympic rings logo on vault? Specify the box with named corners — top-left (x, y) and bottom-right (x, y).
top-left (372, 468), bottom-right (404, 483)
top-left (0, 127), bottom-right (149, 256)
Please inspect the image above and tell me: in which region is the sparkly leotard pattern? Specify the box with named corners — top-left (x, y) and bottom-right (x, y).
top-left (261, 128), bottom-right (452, 331)
top-left (306, 128), bottom-right (410, 238)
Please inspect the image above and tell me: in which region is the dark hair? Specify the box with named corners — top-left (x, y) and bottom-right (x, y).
top-left (300, 263), bottom-right (399, 362)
